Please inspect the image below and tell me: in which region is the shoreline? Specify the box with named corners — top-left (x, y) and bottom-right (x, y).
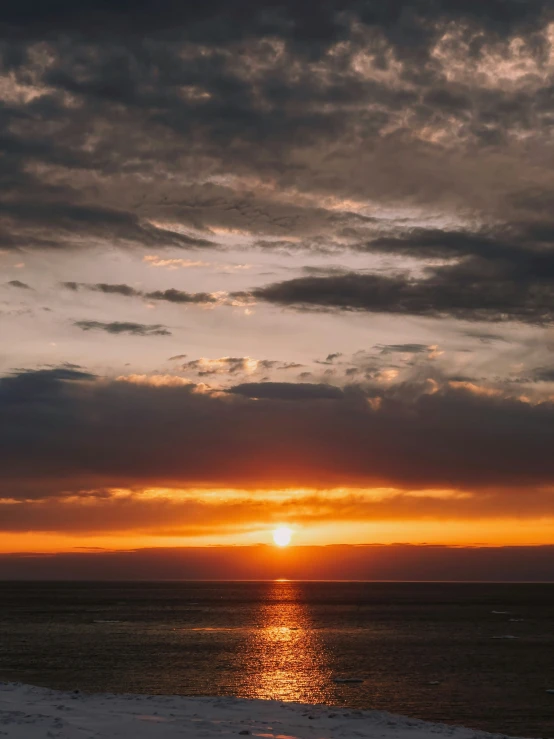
top-left (0, 682), bottom-right (527, 739)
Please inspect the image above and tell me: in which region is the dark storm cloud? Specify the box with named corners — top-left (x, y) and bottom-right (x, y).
top-left (228, 382), bottom-right (345, 400)
top-left (74, 320), bottom-right (171, 336)
top-left (63, 281), bottom-right (217, 304)
top-left (2, 368), bottom-right (554, 504)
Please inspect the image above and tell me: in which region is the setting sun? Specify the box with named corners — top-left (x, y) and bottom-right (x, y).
top-left (273, 526), bottom-right (293, 547)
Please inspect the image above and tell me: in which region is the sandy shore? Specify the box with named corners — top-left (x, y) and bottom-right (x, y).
top-left (0, 682), bottom-right (525, 739)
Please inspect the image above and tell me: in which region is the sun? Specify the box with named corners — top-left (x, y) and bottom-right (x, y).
top-left (273, 526), bottom-right (293, 547)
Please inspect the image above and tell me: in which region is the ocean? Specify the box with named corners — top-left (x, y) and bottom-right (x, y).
top-left (1, 581), bottom-right (553, 737)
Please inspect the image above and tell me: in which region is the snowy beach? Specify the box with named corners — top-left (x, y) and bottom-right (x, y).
top-left (0, 683), bottom-right (526, 739)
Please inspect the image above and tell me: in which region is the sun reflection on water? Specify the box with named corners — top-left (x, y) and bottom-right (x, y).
top-left (235, 581), bottom-right (334, 704)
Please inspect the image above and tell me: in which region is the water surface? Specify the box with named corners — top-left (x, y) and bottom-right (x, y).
top-left (1, 581), bottom-right (553, 737)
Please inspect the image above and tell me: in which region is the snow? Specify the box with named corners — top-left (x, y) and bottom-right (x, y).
top-left (0, 682), bottom-right (528, 739)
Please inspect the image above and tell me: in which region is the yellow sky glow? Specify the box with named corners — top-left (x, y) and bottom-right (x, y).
top-left (2, 518), bottom-right (554, 554)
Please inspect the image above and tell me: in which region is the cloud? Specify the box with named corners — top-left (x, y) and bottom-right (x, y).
top-left (377, 344), bottom-right (432, 354)
top-left (228, 382), bottom-right (345, 400)
top-left (63, 282), bottom-right (218, 305)
top-left (2, 368), bottom-right (554, 505)
top-left (145, 288), bottom-right (217, 304)
top-left (182, 357), bottom-right (259, 376)
top-left (249, 259), bottom-right (554, 324)
top-left (279, 362), bottom-right (304, 370)
top-left (74, 321), bottom-right (171, 336)
top-left (4, 0), bottom-right (554, 542)
top-left (0, 199), bottom-right (215, 253)
top-left (462, 331), bottom-right (509, 344)
top-left (6, 280), bottom-right (31, 289)
top-left (2, 0), bottom-right (549, 51)
top-left (89, 283), bottom-right (141, 297)
top-left (144, 256), bottom-right (211, 269)
top-left (144, 255), bottom-right (250, 272)
top-left (0, 484), bottom-right (545, 537)
top-left (179, 356), bottom-right (304, 377)
top-left (0, 367), bottom-right (96, 389)
top-left (531, 367), bottom-right (554, 382)
top-left (1, 0), bottom-right (554, 266)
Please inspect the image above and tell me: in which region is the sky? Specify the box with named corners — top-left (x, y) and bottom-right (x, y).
top-left (2, 0), bottom-right (554, 572)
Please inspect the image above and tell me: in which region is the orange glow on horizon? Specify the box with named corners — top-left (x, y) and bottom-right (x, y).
top-left (2, 517), bottom-right (554, 554)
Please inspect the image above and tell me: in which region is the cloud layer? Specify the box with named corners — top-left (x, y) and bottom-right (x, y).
top-left (1, 367), bottom-right (554, 537)
top-left (3, 0), bottom-right (554, 547)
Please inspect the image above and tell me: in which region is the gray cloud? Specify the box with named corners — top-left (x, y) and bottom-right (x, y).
top-left (228, 382), bottom-right (345, 400)
top-left (6, 280), bottom-right (31, 289)
top-left (531, 367), bottom-right (554, 382)
top-left (242, 221), bottom-right (554, 324)
top-left (279, 362), bottom-right (304, 370)
top-left (90, 283), bottom-right (141, 297)
top-left (74, 321), bottom-right (171, 336)
top-left (3, 0), bottom-right (549, 41)
top-left (377, 344), bottom-right (432, 354)
top-left (2, 368), bottom-right (554, 504)
top-left (1, 0), bottom-right (554, 266)
top-left (145, 288), bottom-right (217, 304)
top-left (0, 199), bottom-right (214, 252)
top-left (462, 331), bottom-right (509, 344)
top-left (63, 282), bottom-right (217, 304)
top-left (249, 260), bottom-right (554, 324)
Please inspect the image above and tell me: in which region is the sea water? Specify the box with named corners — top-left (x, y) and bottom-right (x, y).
top-left (1, 581), bottom-right (553, 737)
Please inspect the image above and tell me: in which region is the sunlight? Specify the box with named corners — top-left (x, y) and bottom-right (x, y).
top-left (273, 526), bottom-right (292, 547)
